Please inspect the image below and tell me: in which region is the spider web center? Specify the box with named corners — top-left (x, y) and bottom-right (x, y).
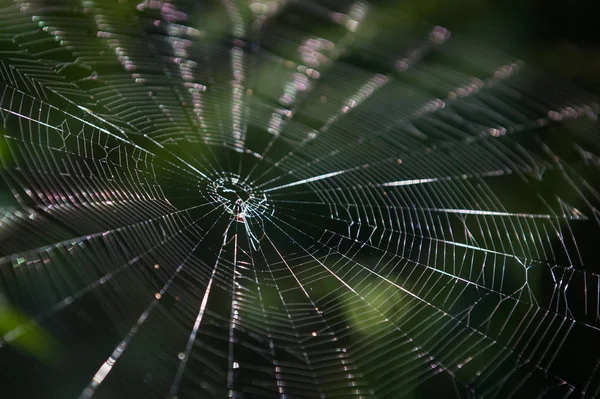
top-left (215, 179), bottom-right (252, 204)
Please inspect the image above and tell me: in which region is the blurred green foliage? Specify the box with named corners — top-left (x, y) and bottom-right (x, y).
top-left (0, 299), bottom-right (59, 363)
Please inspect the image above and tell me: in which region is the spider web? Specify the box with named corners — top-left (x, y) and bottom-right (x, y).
top-left (1, 0), bottom-right (600, 398)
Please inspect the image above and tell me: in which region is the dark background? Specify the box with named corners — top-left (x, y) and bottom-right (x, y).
top-left (370, 0), bottom-right (600, 94)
